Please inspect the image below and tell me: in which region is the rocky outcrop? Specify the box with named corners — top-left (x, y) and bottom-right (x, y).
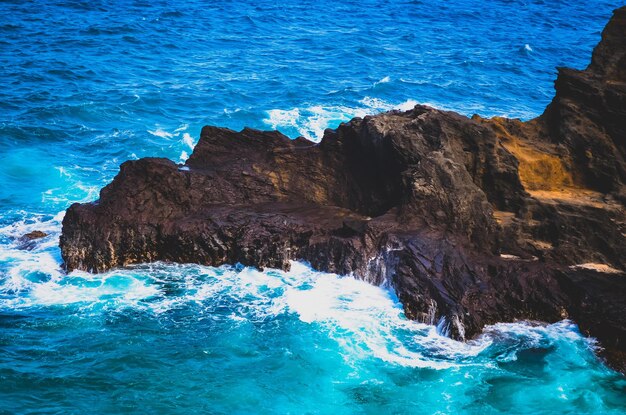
top-left (543, 7), bottom-right (626, 196)
top-left (17, 230), bottom-right (48, 250)
top-left (61, 8), bottom-right (626, 372)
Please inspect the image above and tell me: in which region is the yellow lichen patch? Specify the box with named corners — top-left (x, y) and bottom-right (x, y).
top-left (502, 139), bottom-right (574, 191)
top-left (252, 163), bottom-right (289, 195)
top-left (251, 162), bottom-right (332, 204)
top-left (478, 116), bottom-right (617, 212)
top-left (312, 185), bottom-right (328, 203)
top-left (493, 210), bottom-right (515, 226)
top-left (266, 170), bottom-right (283, 189)
top-left (485, 117), bottom-right (575, 191)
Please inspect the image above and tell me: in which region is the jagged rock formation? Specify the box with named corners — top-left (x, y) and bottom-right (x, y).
top-left (61, 8), bottom-right (626, 372)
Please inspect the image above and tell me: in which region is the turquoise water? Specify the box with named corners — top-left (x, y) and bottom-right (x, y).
top-left (1, 0), bottom-right (625, 413)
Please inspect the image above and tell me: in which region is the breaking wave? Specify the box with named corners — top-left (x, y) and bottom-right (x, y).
top-left (263, 98), bottom-right (418, 141)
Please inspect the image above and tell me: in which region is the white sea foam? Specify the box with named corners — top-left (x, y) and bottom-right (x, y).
top-left (282, 264), bottom-right (467, 369)
top-left (0, 211), bottom-right (64, 240)
top-left (0, 250), bottom-right (462, 368)
top-left (482, 319), bottom-right (584, 344)
top-left (41, 181), bottom-right (100, 206)
top-left (263, 98), bottom-right (419, 141)
top-left (0, 215), bottom-right (65, 308)
top-left (264, 108), bottom-right (301, 130)
top-left (30, 270), bottom-right (160, 307)
top-left (0, 231), bottom-right (591, 370)
top-left (373, 76), bottom-right (391, 86)
top-left (182, 132), bottom-right (195, 149)
top-left (55, 166), bottom-right (71, 178)
top-left (148, 123), bottom-right (191, 140)
top-left (359, 97), bottom-right (419, 112)
top-left (147, 127), bottom-right (175, 138)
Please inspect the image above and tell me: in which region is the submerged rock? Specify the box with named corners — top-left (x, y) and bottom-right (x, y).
top-left (21, 230), bottom-right (48, 240)
top-left (61, 8), bottom-right (626, 372)
top-left (17, 230), bottom-right (48, 250)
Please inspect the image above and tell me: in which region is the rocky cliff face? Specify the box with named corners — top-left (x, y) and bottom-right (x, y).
top-left (61, 8), bottom-right (626, 372)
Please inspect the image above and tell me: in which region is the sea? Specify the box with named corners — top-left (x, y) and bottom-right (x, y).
top-left (1, 0), bottom-right (625, 413)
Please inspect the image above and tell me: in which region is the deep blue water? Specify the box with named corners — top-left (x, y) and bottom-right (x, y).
top-left (1, 0), bottom-right (626, 413)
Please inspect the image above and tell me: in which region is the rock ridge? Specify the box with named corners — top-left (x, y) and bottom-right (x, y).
top-left (61, 8), bottom-right (626, 372)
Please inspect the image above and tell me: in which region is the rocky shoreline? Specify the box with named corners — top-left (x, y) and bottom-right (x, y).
top-left (60, 8), bottom-right (626, 372)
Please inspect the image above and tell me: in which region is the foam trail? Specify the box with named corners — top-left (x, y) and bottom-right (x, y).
top-left (373, 76), bottom-right (391, 86)
top-left (264, 108), bottom-right (301, 130)
top-left (147, 127), bottom-right (175, 138)
top-left (4, 254), bottom-right (588, 371)
top-left (0, 207), bottom-right (600, 373)
top-left (263, 98), bottom-right (419, 141)
top-left (182, 132), bottom-right (194, 149)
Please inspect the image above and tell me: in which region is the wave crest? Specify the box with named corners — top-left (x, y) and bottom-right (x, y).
top-left (263, 98), bottom-right (418, 141)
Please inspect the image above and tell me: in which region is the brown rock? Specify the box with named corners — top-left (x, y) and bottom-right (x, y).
top-left (22, 230), bottom-right (48, 240)
top-left (60, 8), bottom-right (626, 372)
top-left (17, 230), bottom-right (48, 250)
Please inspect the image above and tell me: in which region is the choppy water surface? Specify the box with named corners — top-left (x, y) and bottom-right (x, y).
top-left (1, 0), bottom-right (625, 413)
